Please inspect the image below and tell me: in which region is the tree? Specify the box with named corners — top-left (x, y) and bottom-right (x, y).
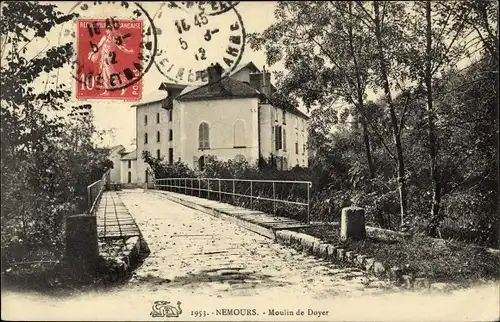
top-left (1, 3), bottom-right (112, 266)
top-left (250, 1), bottom-right (418, 228)
top-left (248, 1), bottom-right (377, 182)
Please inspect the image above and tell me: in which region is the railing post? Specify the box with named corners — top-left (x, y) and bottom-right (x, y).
top-left (199, 178), bottom-right (201, 197)
top-left (87, 186), bottom-right (91, 213)
top-left (307, 182), bottom-right (311, 224)
top-left (232, 179), bottom-right (235, 204)
top-left (207, 178), bottom-right (210, 200)
top-left (273, 181), bottom-right (276, 216)
top-left (250, 181), bottom-right (253, 210)
top-left (184, 178), bottom-right (187, 195)
top-left (218, 179), bottom-right (221, 202)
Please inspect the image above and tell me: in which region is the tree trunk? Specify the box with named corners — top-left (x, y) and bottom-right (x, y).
top-left (424, 1), bottom-right (443, 237)
top-left (347, 1), bottom-right (376, 182)
top-left (373, 1), bottom-right (408, 227)
top-left (361, 119), bottom-right (375, 180)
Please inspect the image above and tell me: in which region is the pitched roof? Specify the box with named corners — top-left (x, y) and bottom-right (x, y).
top-left (109, 145), bottom-right (125, 153)
top-left (225, 61), bottom-right (260, 77)
top-left (120, 149), bottom-right (137, 160)
top-left (176, 76), bottom-right (262, 101)
top-left (131, 90), bottom-right (168, 108)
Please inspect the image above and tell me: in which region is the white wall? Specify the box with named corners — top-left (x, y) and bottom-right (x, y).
top-left (177, 97), bottom-right (260, 168)
top-left (136, 103), bottom-right (172, 183)
top-left (120, 159), bottom-right (138, 184)
top-left (260, 104), bottom-right (309, 169)
top-left (108, 149), bottom-right (123, 182)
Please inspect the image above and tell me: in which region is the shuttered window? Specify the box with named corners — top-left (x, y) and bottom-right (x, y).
top-left (199, 122), bottom-right (210, 149)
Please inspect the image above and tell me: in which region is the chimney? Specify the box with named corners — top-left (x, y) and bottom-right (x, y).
top-left (261, 72), bottom-right (272, 97)
top-left (207, 63), bottom-right (223, 83)
top-left (249, 73), bottom-right (261, 91)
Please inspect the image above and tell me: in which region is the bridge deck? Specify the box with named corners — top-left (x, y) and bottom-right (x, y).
top-left (152, 190), bottom-right (311, 231)
top-left (96, 191), bottom-right (141, 239)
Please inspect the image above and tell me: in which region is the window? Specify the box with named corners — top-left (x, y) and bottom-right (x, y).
top-left (127, 171), bottom-right (131, 183)
top-left (144, 115), bottom-right (148, 125)
top-left (169, 129), bottom-right (173, 141)
top-left (198, 122), bottom-right (210, 149)
top-left (295, 133), bottom-right (299, 154)
top-left (274, 107), bottom-right (278, 122)
top-left (156, 112), bottom-right (160, 124)
top-left (233, 120), bottom-right (246, 147)
top-left (302, 135), bottom-right (305, 155)
top-left (144, 132), bottom-right (148, 144)
top-left (168, 148), bottom-right (173, 164)
top-left (275, 125), bottom-right (282, 150)
top-left (156, 149), bottom-right (161, 159)
top-left (128, 160), bottom-right (131, 169)
top-left (199, 155), bottom-right (206, 171)
top-left (168, 109), bottom-right (173, 122)
top-left (283, 158), bottom-right (288, 170)
top-left (283, 128), bottom-right (287, 152)
top-left (283, 110), bottom-right (286, 124)
top-left (145, 170), bottom-right (148, 183)
top-left (156, 131), bottom-right (160, 142)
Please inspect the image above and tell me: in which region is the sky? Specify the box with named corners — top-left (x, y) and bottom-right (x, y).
top-left (7, 1), bottom-right (481, 151)
top-left (41, 1), bottom-right (281, 151)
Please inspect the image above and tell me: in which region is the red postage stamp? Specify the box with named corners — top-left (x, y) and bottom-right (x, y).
top-left (75, 18), bottom-right (143, 101)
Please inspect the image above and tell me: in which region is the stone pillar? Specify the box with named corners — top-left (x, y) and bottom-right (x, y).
top-left (341, 207), bottom-right (366, 241)
top-left (65, 214), bottom-right (99, 282)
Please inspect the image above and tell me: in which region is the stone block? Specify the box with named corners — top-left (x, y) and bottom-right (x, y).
top-left (364, 258), bottom-right (375, 271)
top-left (430, 282), bottom-right (452, 292)
top-left (373, 261), bottom-right (386, 276)
top-left (390, 266), bottom-right (403, 281)
top-left (341, 207), bottom-right (366, 241)
top-left (282, 231), bottom-right (294, 245)
top-left (402, 275), bottom-right (413, 288)
top-left (414, 277), bottom-right (430, 289)
top-left (355, 255), bottom-right (367, 268)
top-left (319, 244), bottom-right (329, 259)
top-left (301, 235), bottom-right (319, 253)
top-left (337, 248), bottom-right (346, 261)
top-left (345, 251), bottom-right (355, 263)
top-left (275, 230), bottom-right (286, 243)
top-left (65, 214), bottom-right (99, 282)
top-left (312, 242), bottom-right (322, 255)
top-left (291, 233), bottom-right (303, 249)
top-left (327, 245), bottom-right (338, 260)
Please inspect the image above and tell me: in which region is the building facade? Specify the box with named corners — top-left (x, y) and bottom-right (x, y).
top-left (129, 62), bottom-right (309, 183)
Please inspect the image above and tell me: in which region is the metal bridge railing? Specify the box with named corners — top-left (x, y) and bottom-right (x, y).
top-left (87, 170), bottom-right (109, 216)
top-left (153, 177), bottom-right (312, 223)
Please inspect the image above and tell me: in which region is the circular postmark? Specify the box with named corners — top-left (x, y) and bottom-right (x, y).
top-left (166, 1), bottom-right (241, 16)
top-left (150, 4), bottom-right (246, 84)
top-left (59, 1), bottom-right (157, 100)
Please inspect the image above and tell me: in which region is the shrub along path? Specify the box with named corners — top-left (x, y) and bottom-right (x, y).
top-left (298, 224), bottom-right (500, 287)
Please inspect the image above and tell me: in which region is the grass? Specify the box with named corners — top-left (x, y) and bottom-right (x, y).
top-left (297, 223), bottom-right (500, 286)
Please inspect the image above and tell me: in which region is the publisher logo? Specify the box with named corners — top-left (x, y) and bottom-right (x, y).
top-left (150, 301), bottom-right (182, 318)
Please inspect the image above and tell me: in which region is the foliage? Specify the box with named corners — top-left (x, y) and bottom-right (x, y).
top-left (1, 2), bottom-right (111, 271)
top-left (247, 0), bottom-right (498, 246)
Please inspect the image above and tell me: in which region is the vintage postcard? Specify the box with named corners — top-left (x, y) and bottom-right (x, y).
top-left (1, 1), bottom-right (499, 321)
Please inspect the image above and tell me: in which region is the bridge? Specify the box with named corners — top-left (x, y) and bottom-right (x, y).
top-left (82, 174), bottom-right (394, 299)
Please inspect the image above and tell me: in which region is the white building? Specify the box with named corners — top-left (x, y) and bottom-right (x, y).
top-left (124, 62), bottom-right (309, 184)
